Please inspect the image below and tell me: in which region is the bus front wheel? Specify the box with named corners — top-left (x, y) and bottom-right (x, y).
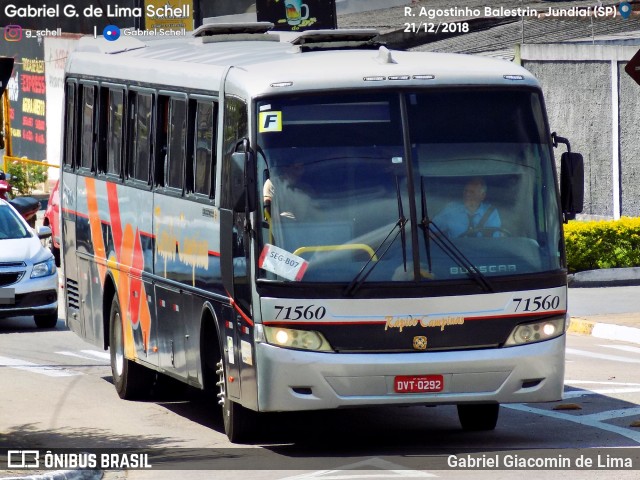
top-left (109, 295), bottom-right (155, 400)
top-left (457, 404), bottom-right (499, 431)
top-left (216, 358), bottom-right (254, 443)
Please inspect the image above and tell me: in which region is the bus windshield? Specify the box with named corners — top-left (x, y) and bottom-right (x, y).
top-left (256, 90), bottom-right (561, 284)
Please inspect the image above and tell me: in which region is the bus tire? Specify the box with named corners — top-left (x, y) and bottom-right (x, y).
top-left (109, 295), bottom-right (155, 400)
top-left (457, 404), bottom-right (499, 431)
top-left (216, 358), bottom-right (254, 443)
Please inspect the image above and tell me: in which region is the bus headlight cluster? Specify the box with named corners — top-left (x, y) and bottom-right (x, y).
top-left (263, 326), bottom-right (333, 352)
top-left (504, 316), bottom-right (566, 346)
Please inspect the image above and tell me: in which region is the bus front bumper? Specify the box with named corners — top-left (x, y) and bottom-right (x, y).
top-left (254, 335), bottom-right (565, 412)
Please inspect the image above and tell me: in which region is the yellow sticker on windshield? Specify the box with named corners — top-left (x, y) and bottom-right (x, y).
top-left (259, 111), bottom-right (282, 132)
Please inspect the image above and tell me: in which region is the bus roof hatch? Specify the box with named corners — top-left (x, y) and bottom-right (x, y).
top-left (193, 22), bottom-right (274, 37)
top-left (289, 29), bottom-right (382, 52)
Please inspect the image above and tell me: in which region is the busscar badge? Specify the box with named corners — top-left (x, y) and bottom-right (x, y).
top-left (413, 336), bottom-right (427, 350)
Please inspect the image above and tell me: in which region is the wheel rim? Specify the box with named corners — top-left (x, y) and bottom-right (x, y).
top-left (113, 311), bottom-right (124, 377)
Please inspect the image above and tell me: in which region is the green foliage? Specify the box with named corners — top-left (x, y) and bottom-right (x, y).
top-left (5, 161), bottom-right (48, 196)
top-left (564, 217), bottom-right (640, 272)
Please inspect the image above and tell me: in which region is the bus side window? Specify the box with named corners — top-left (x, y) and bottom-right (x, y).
top-left (193, 100), bottom-right (216, 197)
top-left (80, 84), bottom-right (96, 172)
top-left (155, 96), bottom-right (169, 187)
top-left (107, 88), bottom-right (124, 178)
top-left (127, 91), bottom-right (153, 184)
top-left (63, 81), bottom-right (76, 168)
top-left (221, 96), bottom-right (247, 209)
top-left (167, 97), bottom-right (187, 191)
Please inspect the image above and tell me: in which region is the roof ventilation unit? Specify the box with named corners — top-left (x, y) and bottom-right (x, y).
top-left (193, 22), bottom-right (279, 42)
top-left (290, 29), bottom-right (382, 52)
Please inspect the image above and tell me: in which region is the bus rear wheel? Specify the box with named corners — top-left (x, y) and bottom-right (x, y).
top-left (216, 359), bottom-right (254, 443)
top-left (109, 295), bottom-right (155, 400)
top-left (457, 404), bottom-right (500, 431)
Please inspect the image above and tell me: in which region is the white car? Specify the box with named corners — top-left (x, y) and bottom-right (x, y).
top-left (0, 199), bottom-right (58, 328)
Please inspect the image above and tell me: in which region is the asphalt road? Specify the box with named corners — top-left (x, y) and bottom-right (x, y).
top-left (3, 316), bottom-right (640, 479)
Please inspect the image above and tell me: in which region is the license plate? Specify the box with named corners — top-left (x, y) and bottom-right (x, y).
top-left (0, 288), bottom-right (15, 305)
top-left (394, 375), bottom-right (444, 393)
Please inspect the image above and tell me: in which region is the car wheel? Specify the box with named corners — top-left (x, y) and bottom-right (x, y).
top-left (457, 404), bottom-right (500, 431)
top-left (34, 311), bottom-right (58, 329)
top-left (109, 295), bottom-right (155, 399)
top-left (217, 358), bottom-right (255, 443)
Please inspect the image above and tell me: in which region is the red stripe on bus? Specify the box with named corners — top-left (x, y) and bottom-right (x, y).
top-left (228, 293), bottom-right (254, 327)
top-left (107, 182), bottom-right (123, 259)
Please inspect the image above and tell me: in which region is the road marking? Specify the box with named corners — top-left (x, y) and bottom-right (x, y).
top-left (563, 387), bottom-right (640, 398)
top-left (0, 355), bottom-right (81, 377)
top-left (504, 403), bottom-right (640, 444)
top-left (279, 458), bottom-right (437, 479)
top-left (566, 380), bottom-right (640, 386)
top-left (584, 407), bottom-right (640, 421)
top-left (56, 350), bottom-right (110, 362)
top-left (566, 348), bottom-right (640, 363)
top-left (599, 344), bottom-right (640, 354)
top-left (81, 349), bottom-right (110, 360)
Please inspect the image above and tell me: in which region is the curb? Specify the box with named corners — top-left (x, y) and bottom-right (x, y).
top-left (569, 317), bottom-right (640, 345)
top-left (1, 470), bottom-right (102, 480)
top-left (568, 267), bottom-right (640, 288)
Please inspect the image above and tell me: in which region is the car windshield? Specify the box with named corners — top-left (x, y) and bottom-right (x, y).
top-left (256, 90), bottom-right (561, 285)
top-left (0, 204), bottom-right (31, 240)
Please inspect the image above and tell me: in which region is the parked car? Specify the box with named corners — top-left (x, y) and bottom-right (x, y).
top-left (43, 179), bottom-right (61, 266)
top-left (0, 199), bottom-right (58, 328)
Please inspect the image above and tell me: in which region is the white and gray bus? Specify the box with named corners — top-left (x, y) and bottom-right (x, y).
top-left (61, 23), bottom-right (583, 442)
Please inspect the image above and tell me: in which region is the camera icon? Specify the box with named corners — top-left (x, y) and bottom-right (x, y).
top-left (4, 25), bottom-right (23, 42)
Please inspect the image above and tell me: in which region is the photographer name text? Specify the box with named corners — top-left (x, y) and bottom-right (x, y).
top-left (4, 3), bottom-right (190, 19)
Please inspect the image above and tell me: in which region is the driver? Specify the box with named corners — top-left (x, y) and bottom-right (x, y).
top-left (263, 161), bottom-right (306, 221)
top-left (432, 177), bottom-right (502, 238)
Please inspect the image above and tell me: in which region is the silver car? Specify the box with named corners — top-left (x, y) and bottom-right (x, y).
top-left (0, 199), bottom-right (58, 328)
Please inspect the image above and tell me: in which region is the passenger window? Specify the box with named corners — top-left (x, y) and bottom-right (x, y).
top-left (167, 97), bottom-right (186, 190)
top-left (107, 89), bottom-right (124, 176)
top-left (63, 82), bottom-right (76, 168)
top-left (155, 97), bottom-right (169, 187)
top-left (128, 91), bottom-right (153, 183)
top-left (80, 84), bottom-right (96, 170)
top-left (221, 96), bottom-right (247, 207)
top-left (194, 101), bottom-right (216, 196)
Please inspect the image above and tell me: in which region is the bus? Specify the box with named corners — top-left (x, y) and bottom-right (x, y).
top-left (61, 23), bottom-right (584, 442)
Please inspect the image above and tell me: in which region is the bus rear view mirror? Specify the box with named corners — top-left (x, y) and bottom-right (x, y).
top-left (230, 150), bottom-right (257, 213)
top-left (560, 152), bottom-right (584, 221)
top-left (231, 151), bottom-right (246, 212)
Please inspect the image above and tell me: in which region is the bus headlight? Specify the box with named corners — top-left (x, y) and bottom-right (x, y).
top-left (504, 316), bottom-right (566, 346)
top-left (263, 326), bottom-right (333, 352)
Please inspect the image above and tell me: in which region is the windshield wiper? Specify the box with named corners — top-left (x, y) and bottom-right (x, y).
top-left (419, 177), bottom-right (433, 275)
top-left (419, 176), bottom-right (494, 293)
top-left (396, 176), bottom-right (408, 272)
top-left (344, 176), bottom-right (408, 296)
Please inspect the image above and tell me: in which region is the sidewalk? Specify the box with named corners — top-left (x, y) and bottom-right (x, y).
top-left (568, 313), bottom-right (640, 345)
top-left (568, 268), bottom-right (640, 345)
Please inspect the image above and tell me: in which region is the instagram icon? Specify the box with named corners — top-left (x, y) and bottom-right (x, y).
top-left (4, 25), bottom-right (23, 41)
